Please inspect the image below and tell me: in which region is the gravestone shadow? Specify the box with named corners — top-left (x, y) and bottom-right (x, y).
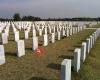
top-left (5, 52), bottom-right (16, 57)
top-left (29, 77), bottom-right (48, 80)
top-left (25, 48), bottom-right (32, 51)
top-left (58, 55), bottom-right (74, 59)
top-left (29, 76), bottom-right (57, 80)
top-left (73, 45), bottom-right (81, 48)
top-left (81, 39), bottom-right (86, 42)
top-left (39, 43), bottom-right (43, 46)
top-left (68, 49), bottom-right (74, 52)
top-left (8, 39), bottom-right (14, 41)
top-left (47, 63), bottom-right (61, 70)
top-left (61, 36), bottom-right (66, 39)
top-left (77, 39), bottom-right (86, 44)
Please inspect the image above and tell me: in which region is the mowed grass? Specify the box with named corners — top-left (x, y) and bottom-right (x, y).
top-left (72, 36), bottom-right (100, 80)
top-left (87, 23), bottom-right (100, 28)
top-left (0, 29), bottom-right (99, 80)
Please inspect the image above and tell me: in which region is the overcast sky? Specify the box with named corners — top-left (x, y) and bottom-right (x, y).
top-left (0, 0), bottom-right (100, 18)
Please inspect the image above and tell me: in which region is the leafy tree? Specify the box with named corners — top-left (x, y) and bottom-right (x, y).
top-left (13, 13), bottom-right (21, 21)
top-left (22, 16), bottom-right (41, 21)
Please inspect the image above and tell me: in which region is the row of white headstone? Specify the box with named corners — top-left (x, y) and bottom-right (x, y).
top-left (61, 28), bottom-right (100, 80)
top-left (9, 21), bottom-right (86, 40)
top-left (1, 21), bottom-right (86, 45)
top-left (1, 21), bottom-right (87, 44)
top-left (33, 22), bottom-right (86, 49)
top-left (0, 21), bottom-right (99, 35)
top-left (0, 21), bottom-right (86, 66)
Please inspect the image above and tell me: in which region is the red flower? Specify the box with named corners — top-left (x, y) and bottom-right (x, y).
top-left (34, 47), bottom-right (44, 57)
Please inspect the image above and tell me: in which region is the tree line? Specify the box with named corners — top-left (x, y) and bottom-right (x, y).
top-left (0, 13), bottom-right (100, 21)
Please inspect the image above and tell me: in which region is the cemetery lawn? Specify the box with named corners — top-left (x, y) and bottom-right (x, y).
top-left (0, 29), bottom-right (100, 80)
top-left (87, 23), bottom-right (100, 28)
top-left (72, 34), bottom-right (100, 80)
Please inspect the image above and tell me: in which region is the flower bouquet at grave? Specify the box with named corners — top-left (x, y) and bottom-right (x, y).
top-left (34, 47), bottom-right (45, 57)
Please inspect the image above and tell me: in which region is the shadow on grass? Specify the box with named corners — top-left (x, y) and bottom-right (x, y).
top-left (59, 55), bottom-right (74, 59)
top-left (81, 39), bottom-right (86, 42)
top-left (29, 77), bottom-right (48, 80)
top-left (47, 63), bottom-right (61, 70)
top-left (68, 49), bottom-right (74, 52)
top-left (61, 36), bottom-right (66, 39)
top-left (49, 41), bottom-right (52, 43)
top-left (5, 52), bottom-right (17, 57)
top-left (73, 45), bottom-right (81, 48)
top-left (8, 39), bottom-right (14, 41)
top-left (20, 38), bottom-right (25, 40)
top-left (39, 43), bottom-right (43, 46)
top-left (26, 48), bottom-right (32, 51)
top-left (76, 39), bottom-right (87, 45)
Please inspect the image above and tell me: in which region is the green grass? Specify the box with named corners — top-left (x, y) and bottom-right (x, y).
top-left (0, 28), bottom-right (99, 80)
top-left (86, 23), bottom-right (100, 28)
top-left (73, 37), bottom-right (100, 80)
top-left (72, 36), bottom-right (100, 80)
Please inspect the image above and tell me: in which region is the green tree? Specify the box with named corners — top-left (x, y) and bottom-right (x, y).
top-left (22, 16), bottom-right (41, 21)
top-left (13, 13), bottom-right (21, 21)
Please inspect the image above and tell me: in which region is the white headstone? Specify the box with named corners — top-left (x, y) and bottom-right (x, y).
top-left (25, 31), bottom-right (29, 39)
top-left (58, 31), bottom-right (61, 40)
top-left (32, 36), bottom-right (38, 50)
top-left (51, 33), bottom-right (55, 43)
top-left (39, 29), bottom-right (42, 36)
top-left (2, 33), bottom-right (8, 44)
top-left (72, 27), bottom-right (75, 34)
top-left (92, 33), bottom-right (95, 45)
top-left (0, 45), bottom-right (5, 65)
top-left (69, 29), bottom-right (72, 36)
top-left (81, 42), bottom-right (86, 62)
top-left (14, 31), bottom-right (19, 42)
top-left (33, 29), bottom-right (36, 37)
top-left (66, 29), bottom-right (69, 37)
top-left (5, 30), bottom-right (9, 37)
top-left (86, 38), bottom-right (90, 54)
top-left (44, 27), bottom-right (47, 34)
top-left (73, 48), bottom-right (81, 72)
top-left (43, 34), bottom-right (48, 46)
top-left (90, 35), bottom-right (93, 48)
top-left (61, 59), bottom-right (71, 80)
top-left (94, 32), bottom-right (96, 41)
top-left (62, 30), bottom-right (66, 37)
top-left (17, 40), bottom-right (25, 57)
